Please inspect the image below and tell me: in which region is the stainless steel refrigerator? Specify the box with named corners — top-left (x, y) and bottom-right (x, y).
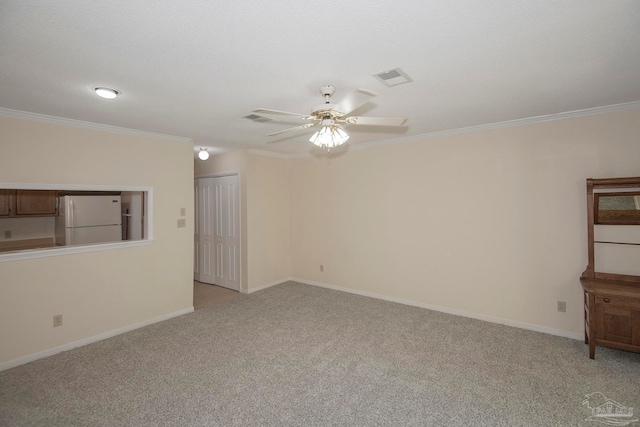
top-left (55, 195), bottom-right (122, 246)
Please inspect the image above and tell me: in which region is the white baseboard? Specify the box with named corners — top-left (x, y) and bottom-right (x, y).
top-left (246, 277), bottom-right (293, 294)
top-left (292, 277), bottom-right (583, 341)
top-left (0, 307), bottom-right (194, 372)
top-left (2, 279), bottom-right (583, 372)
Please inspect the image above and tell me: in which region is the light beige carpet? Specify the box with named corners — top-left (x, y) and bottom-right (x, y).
top-left (1, 281), bottom-right (639, 426)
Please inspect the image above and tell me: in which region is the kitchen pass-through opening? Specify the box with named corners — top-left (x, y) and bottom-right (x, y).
top-left (0, 185), bottom-right (152, 260)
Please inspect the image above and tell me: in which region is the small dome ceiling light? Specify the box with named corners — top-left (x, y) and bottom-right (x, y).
top-left (94, 87), bottom-right (120, 99)
top-left (198, 148), bottom-right (209, 160)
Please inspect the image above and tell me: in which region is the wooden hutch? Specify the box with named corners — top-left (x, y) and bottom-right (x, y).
top-left (580, 177), bottom-right (640, 359)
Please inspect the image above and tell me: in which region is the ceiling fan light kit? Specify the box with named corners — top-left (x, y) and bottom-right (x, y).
top-left (253, 84), bottom-right (408, 151)
top-left (309, 119), bottom-right (350, 151)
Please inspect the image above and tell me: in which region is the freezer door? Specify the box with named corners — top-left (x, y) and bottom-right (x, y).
top-left (65, 225), bottom-right (122, 246)
top-left (65, 195), bottom-right (121, 227)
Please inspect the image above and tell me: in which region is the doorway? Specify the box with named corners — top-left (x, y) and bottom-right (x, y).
top-left (193, 280), bottom-right (242, 309)
top-left (194, 175), bottom-right (240, 291)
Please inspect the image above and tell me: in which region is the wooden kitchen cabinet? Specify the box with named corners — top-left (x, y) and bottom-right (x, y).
top-left (0, 190), bottom-right (10, 216)
top-left (15, 190), bottom-right (57, 215)
top-left (0, 190), bottom-right (57, 216)
top-left (580, 177), bottom-right (640, 359)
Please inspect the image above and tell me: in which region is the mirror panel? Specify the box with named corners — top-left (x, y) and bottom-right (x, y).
top-left (595, 192), bottom-right (640, 225)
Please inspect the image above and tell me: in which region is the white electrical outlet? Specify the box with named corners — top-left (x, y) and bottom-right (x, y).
top-left (53, 314), bottom-right (62, 327)
top-left (557, 301), bottom-right (566, 313)
top-left (177, 218), bottom-right (186, 228)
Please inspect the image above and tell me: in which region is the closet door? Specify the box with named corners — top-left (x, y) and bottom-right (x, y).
top-left (194, 175), bottom-right (240, 291)
top-left (213, 175), bottom-right (240, 291)
top-left (196, 178), bottom-right (215, 284)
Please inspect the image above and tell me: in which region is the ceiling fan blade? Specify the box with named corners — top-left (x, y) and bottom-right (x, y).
top-left (342, 116), bottom-right (408, 126)
top-left (252, 108), bottom-right (312, 119)
top-left (332, 89), bottom-right (377, 116)
top-left (266, 123), bottom-right (316, 137)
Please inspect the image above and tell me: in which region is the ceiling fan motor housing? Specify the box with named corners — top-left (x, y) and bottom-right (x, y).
top-left (311, 104), bottom-right (339, 117)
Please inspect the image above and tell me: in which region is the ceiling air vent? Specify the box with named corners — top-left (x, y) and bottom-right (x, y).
top-left (373, 67), bottom-right (412, 87)
top-left (244, 114), bottom-right (271, 122)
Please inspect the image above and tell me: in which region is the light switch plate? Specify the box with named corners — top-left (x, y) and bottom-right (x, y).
top-left (180, 207), bottom-right (186, 216)
top-left (177, 218), bottom-right (186, 228)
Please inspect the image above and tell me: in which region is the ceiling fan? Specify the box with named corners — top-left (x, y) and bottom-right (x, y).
top-left (252, 85), bottom-right (408, 151)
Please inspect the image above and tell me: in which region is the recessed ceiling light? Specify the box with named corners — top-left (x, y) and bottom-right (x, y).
top-left (93, 87), bottom-right (120, 99)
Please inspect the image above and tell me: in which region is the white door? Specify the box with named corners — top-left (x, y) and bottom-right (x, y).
top-left (194, 175), bottom-right (240, 291)
top-left (195, 178), bottom-right (215, 285)
top-left (213, 175), bottom-right (240, 291)
top-left (194, 182), bottom-right (200, 281)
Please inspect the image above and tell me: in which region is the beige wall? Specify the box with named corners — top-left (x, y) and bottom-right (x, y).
top-left (194, 150), bottom-right (291, 292)
top-left (0, 115), bottom-right (194, 365)
top-left (246, 153), bottom-right (291, 290)
top-left (6, 105), bottom-right (634, 366)
top-left (289, 108), bottom-right (640, 336)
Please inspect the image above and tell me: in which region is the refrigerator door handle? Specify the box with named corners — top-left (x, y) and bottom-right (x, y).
top-left (69, 199), bottom-right (74, 228)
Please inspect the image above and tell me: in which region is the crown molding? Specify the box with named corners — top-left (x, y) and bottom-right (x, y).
top-left (261, 100), bottom-right (640, 158)
top-left (357, 100), bottom-right (640, 152)
top-left (4, 99), bottom-right (638, 156)
top-left (246, 149), bottom-right (291, 159)
top-left (0, 107), bottom-right (193, 144)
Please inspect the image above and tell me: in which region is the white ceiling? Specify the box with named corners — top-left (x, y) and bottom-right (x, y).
top-left (1, 1), bottom-right (639, 156)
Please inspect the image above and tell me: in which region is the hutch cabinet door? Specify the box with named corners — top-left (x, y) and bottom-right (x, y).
top-left (594, 295), bottom-right (640, 345)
